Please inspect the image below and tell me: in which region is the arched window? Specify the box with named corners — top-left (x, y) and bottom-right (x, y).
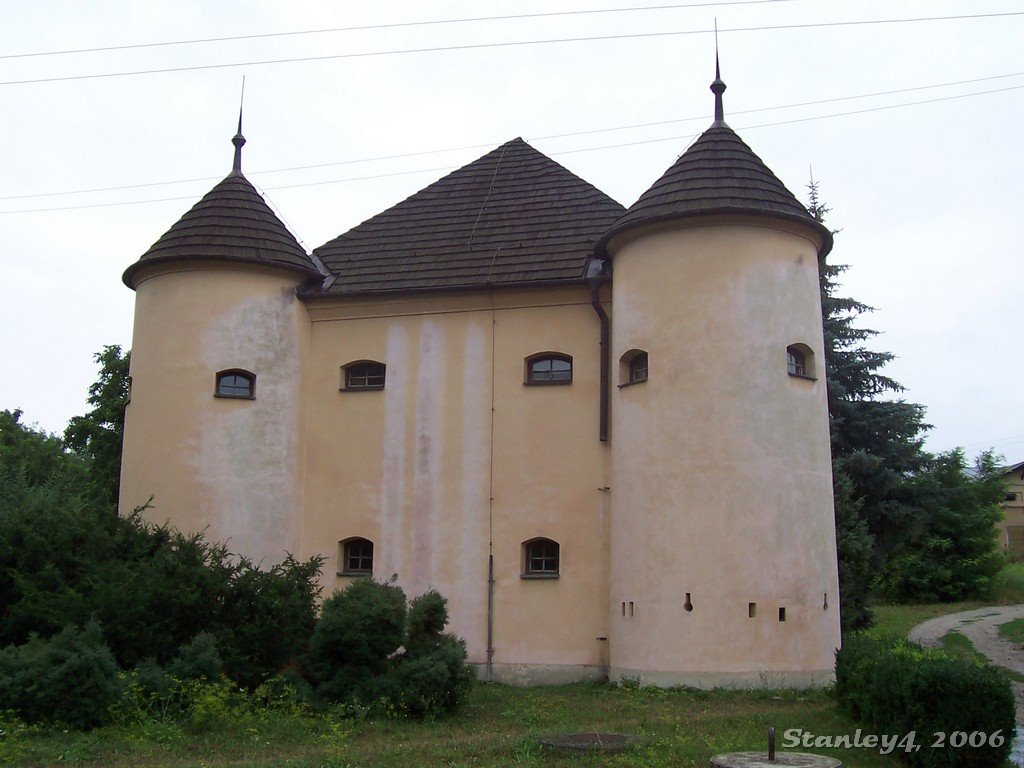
top-left (522, 537), bottom-right (560, 578)
top-left (342, 360), bottom-right (386, 391)
top-left (524, 353), bottom-right (572, 385)
top-left (619, 349), bottom-right (648, 386)
top-left (786, 344), bottom-right (815, 379)
top-left (339, 537), bottom-right (373, 575)
top-left (215, 369), bottom-right (255, 399)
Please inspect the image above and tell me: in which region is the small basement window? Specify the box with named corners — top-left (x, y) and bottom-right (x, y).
top-left (522, 538), bottom-right (560, 578)
top-left (215, 369), bottom-right (255, 399)
top-left (342, 360), bottom-right (386, 391)
top-left (786, 344), bottom-right (815, 380)
top-left (339, 537), bottom-right (373, 576)
top-left (525, 353), bottom-right (572, 385)
top-left (618, 349), bottom-right (649, 387)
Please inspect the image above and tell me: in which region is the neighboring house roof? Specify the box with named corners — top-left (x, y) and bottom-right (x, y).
top-left (123, 131), bottom-right (321, 288)
top-left (596, 69), bottom-right (832, 258)
top-left (1003, 461), bottom-right (1024, 478)
top-left (306, 138), bottom-right (626, 297)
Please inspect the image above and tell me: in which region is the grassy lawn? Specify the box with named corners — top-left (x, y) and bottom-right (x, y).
top-left (1000, 618), bottom-right (1024, 645)
top-left (7, 569), bottom-right (1024, 768)
top-left (1, 682), bottom-right (913, 768)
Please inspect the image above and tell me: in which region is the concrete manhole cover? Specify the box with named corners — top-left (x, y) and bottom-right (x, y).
top-left (540, 732), bottom-right (637, 753)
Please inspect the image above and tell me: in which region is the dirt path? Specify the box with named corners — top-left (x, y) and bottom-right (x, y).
top-left (907, 604), bottom-right (1024, 725)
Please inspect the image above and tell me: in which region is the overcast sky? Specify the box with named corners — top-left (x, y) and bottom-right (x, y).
top-left (2, 0), bottom-right (1021, 463)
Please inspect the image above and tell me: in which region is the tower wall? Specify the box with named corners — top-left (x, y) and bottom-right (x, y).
top-left (607, 218), bottom-right (840, 686)
top-left (119, 262), bottom-right (311, 565)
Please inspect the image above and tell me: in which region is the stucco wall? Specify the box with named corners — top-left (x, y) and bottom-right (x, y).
top-left (300, 287), bottom-right (610, 676)
top-left (606, 219), bottom-right (841, 684)
top-left (120, 262), bottom-right (309, 566)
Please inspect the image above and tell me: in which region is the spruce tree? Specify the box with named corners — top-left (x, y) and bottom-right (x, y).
top-left (808, 181), bottom-right (930, 629)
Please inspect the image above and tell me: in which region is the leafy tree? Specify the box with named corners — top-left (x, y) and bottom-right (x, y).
top-left (880, 450), bottom-right (1005, 602)
top-left (1, 408), bottom-right (87, 493)
top-left (64, 345), bottom-right (130, 507)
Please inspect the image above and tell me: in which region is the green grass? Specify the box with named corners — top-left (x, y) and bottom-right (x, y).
top-left (993, 561), bottom-right (1024, 603)
top-left (867, 602), bottom-right (985, 641)
top-left (9, 564), bottom-right (1024, 768)
top-left (0, 682), bottom-right (910, 768)
top-left (999, 617), bottom-right (1024, 644)
top-left (866, 561), bottom-right (1024, 642)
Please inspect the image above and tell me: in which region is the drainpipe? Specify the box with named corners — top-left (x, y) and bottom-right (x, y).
top-left (486, 552), bottom-right (495, 680)
top-left (587, 259), bottom-right (611, 442)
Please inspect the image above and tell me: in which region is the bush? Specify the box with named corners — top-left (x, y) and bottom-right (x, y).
top-left (835, 634), bottom-right (1014, 768)
top-left (305, 581), bottom-right (472, 718)
top-left (305, 579), bottom-right (406, 704)
top-left (0, 621), bottom-right (121, 729)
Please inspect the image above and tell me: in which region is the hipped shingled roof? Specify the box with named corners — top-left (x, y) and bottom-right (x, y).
top-left (307, 138), bottom-right (626, 297)
top-left (123, 171), bottom-right (321, 289)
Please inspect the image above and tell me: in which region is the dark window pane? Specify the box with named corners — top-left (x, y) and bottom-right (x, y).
top-left (346, 362), bottom-right (385, 389)
top-left (216, 371), bottom-right (253, 398)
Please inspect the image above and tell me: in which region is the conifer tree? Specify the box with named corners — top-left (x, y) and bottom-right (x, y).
top-left (808, 181), bottom-right (930, 629)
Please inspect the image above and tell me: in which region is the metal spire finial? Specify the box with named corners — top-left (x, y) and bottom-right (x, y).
top-left (711, 21), bottom-right (727, 125)
top-left (231, 77), bottom-right (246, 174)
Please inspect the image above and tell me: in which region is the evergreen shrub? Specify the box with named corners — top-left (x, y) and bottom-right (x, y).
top-left (0, 621), bottom-right (121, 729)
top-left (835, 634), bottom-right (1014, 768)
top-left (305, 581), bottom-right (472, 718)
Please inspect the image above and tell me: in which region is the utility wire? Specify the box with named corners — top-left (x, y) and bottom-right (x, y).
top-left (4, 69), bottom-right (1022, 202)
top-left (2, 12), bottom-right (1022, 87)
top-left (3, 81), bottom-right (1019, 215)
top-left (0, 0), bottom-right (792, 60)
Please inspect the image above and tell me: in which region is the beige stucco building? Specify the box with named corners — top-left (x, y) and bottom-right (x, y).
top-left (998, 461), bottom-right (1024, 554)
top-left (120, 71), bottom-right (841, 687)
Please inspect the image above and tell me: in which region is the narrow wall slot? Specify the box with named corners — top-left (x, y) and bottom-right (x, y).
top-left (683, 593), bottom-right (693, 612)
top-left (628, 601), bottom-right (635, 617)
top-left (621, 601), bottom-right (626, 617)
top-left (748, 602), bottom-right (756, 618)
top-left (823, 592), bottom-right (829, 610)
top-left (778, 607), bottom-right (786, 622)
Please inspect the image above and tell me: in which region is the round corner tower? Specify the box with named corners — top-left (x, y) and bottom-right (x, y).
top-left (119, 121), bottom-right (323, 564)
top-left (598, 66), bottom-right (841, 686)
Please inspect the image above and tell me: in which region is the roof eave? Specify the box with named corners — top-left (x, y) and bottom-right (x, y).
top-left (596, 207), bottom-right (833, 260)
top-left (122, 253), bottom-right (322, 290)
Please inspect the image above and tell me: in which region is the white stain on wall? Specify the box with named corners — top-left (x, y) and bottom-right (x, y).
top-left (379, 323), bottom-right (409, 582)
top-left (197, 288), bottom-right (302, 564)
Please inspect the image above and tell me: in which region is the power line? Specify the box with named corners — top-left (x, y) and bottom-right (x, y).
top-left (3, 80), bottom-right (1019, 215)
top-left (2, 12), bottom-right (1022, 88)
top-left (4, 69), bottom-right (1022, 202)
top-left (0, 1), bottom-right (792, 60)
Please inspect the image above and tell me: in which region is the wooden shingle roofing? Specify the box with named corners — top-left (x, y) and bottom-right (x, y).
top-left (123, 171), bottom-right (321, 289)
top-left (597, 70), bottom-right (832, 258)
top-left (306, 138), bottom-right (626, 297)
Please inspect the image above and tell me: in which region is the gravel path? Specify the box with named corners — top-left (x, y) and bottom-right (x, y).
top-left (907, 604), bottom-right (1024, 725)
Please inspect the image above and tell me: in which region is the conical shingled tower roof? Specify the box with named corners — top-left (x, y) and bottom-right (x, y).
top-left (308, 138), bottom-right (626, 296)
top-left (597, 69), bottom-right (831, 257)
top-left (123, 129), bottom-right (321, 289)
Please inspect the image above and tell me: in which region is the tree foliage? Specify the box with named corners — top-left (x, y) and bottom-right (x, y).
top-left (880, 450), bottom-right (1005, 602)
top-left (809, 183), bottom-right (1004, 618)
top-left (1, 411), bottom-right (323, 689)
top-left (305, 581), bottom-right (473, 718)
top-left (63, 345), bottom-right (130, 507)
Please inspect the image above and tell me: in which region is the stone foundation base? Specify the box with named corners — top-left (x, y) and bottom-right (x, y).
top-left (472, 662), bottom-right (607, 686)
top-left (609, 667), bottom-right (836, 689)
